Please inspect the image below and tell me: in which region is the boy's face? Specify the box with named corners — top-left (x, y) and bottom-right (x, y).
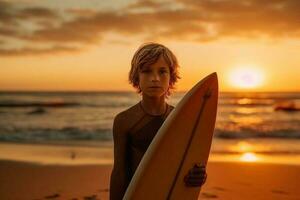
top-left (138, 55), bottom-right (171, 98)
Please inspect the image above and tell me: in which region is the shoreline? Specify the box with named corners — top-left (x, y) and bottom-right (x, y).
top-left (1, 141), bottom-right (300, 166)
top-left (0, 142), bottom-right (113, 165)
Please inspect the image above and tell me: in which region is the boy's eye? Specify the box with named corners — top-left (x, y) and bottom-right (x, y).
top-left (142, 69), bottom-right (151, 73)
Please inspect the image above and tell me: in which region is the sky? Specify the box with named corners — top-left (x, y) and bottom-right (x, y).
top-left (1, 0), bottom-right (300, 92)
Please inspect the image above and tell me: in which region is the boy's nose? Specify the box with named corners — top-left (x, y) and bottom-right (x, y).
top-left (151, 73), bottom-right (160, 81)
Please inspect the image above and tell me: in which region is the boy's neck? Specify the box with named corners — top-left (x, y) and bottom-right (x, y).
top-left (141, 95), bottom-right (167, 116)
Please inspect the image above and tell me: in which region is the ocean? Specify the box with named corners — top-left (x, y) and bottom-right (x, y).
top-left (1, 91), bottom-right (300, 161)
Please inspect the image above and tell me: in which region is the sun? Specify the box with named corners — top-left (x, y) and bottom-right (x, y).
top-left (229, 67), bottom-right (264, 89)
top-left (240, 152), bottom-right (259, 162)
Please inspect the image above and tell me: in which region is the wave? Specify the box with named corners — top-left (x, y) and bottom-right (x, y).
top-left (27, 107), bottom-right (47, 115)
top-left (212, 150), bottom-right (300, 155)
top-left (215, 129), bottom-right (300, 139)
top-left (1, 127), bottom-right (299, 143)
top-left (0, 127), bottom-right (112, 142)
top-left (0, 101), bottom-right (282, 108)
top-left (1, 94), bottom-right (299, 109)
top-left (219, 102), bottom-right (274, 107)
top-left (220, 92), bottom-right (300, 100)
top-left (0, 101), bottom-right (134, 108)
top-left (0, 101), bottom-right (80, 108)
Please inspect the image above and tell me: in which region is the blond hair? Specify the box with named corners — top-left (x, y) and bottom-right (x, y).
top-left (129, 42), bottom-right (180, 96)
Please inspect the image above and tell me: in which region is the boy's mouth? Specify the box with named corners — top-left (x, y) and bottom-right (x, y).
top-left (149, 86), bottom-right (161, 88)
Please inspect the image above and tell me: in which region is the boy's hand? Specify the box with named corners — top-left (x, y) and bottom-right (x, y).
top-left (183, 164), bottom-right (207, 187)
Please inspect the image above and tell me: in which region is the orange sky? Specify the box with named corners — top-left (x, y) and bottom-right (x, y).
top-left (1, 0), bottom-right (300, 92)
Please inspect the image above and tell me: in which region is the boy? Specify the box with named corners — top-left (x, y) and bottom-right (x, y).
top-left (109, 43), bottom-right (207, 200)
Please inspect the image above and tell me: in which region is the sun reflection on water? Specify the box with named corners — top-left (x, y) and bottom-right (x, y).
top-left (231, 142), bottom-right (260, 162)
top-left (237, 98), bottom-right (253, 105)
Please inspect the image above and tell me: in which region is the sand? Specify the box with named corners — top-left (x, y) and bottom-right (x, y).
top-left (0, 160), bottom-right (299, 200)
top-left (0, 160), bottom-right (111, 200)
top-left (0, 142), bottom-right (299, 200)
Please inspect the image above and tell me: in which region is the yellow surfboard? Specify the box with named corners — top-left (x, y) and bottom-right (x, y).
top-left (123, 73), bottom-right (218, 200)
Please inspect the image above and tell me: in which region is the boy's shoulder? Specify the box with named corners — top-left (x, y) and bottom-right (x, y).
top-left (113, 102), bottom-right (144, 132)
top-left (113, 102), bottom-right (175, 132)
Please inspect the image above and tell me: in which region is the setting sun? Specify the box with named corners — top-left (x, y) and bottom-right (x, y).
top-left (229, 67), bottom-right (264, 89)
top-left (240, 152), bottom-right (259, 162)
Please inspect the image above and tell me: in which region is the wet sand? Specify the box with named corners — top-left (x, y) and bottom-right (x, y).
top-left (0, 160), bottom-right (299, 200)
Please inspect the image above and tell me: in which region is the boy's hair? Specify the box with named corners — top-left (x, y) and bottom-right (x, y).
top-left (129, 42), bottom-right (180, 96)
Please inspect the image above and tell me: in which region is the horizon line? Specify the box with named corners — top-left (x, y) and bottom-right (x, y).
top-left (0, 90), bottom-right (300, 93)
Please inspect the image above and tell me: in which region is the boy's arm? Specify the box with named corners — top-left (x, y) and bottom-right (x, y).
top-left (109, 114), bottom-right (129, 200)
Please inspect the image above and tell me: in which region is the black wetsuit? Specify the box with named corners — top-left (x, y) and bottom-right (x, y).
top-left (127, 102), bottom-right (174, 183)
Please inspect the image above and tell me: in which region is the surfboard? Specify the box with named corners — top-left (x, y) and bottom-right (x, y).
top-left (123, 72), bottom-right (218, 200)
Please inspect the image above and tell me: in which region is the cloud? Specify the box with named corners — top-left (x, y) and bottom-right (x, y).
top-left (66, 8), bottom-right (98, 18)
top-left (23, 9), bottom-right (206, 42)
top-left (176, 0), bottom-right (300, 38)
top-left (0, 27), bottom-right (18, 37)
top-left (126, 0), bottom-right (171, 10)
top-left (1, 0), bottom-right (300, 56)
top-left (0, 45), bottom-right (80, 56)
top-left (0, 1), bottom-right (17, 25)
top-left (17, 7), bottom-right (59, 19)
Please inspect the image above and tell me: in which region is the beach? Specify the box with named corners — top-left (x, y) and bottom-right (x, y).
top-left (0, 142), bottom-right (299, 200)
top-left (2, 0), bottom-right (300, 198)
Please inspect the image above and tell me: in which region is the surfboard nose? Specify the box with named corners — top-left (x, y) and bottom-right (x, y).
top-left (199, 72), bottom-right (218, 93)
top-left (206, 72), bottom-right (218, 83)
